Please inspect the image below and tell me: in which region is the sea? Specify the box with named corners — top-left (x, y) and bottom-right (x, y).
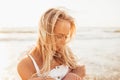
top-left (0, 27), bottom-right (120, 80)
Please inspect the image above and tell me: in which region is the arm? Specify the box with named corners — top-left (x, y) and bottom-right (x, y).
top-left (62, 72), bottom-right (81, 80)
top-left (62, 65), bottom-right (86, 80)
top-left (28, 77), bottom-right (55, 80)
top-left (70, 65), bottom-right (86, 79)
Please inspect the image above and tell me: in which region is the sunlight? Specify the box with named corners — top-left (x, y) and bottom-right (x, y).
top-left (0, 0), bottom-right (120, 28)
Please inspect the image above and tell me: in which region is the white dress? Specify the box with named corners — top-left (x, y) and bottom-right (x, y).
top-left (28, 54), bottom-right (69, 80)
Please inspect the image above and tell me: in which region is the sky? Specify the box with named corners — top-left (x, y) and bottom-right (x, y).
top-left (0, 0), bottom-right (120, 28)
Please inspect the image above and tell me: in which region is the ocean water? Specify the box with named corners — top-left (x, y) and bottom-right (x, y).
top-left (0, 27), bottom-right (120, 80)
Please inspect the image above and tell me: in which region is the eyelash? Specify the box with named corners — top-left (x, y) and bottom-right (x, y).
top-left (55, 34), bottom-right (68, 39)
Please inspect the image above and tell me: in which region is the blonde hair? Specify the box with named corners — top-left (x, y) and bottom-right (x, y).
top-left (31, 8), bottom-right (77, 75)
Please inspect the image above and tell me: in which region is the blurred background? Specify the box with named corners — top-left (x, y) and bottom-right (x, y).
top-left (0, 0), bottom-right (120, 80)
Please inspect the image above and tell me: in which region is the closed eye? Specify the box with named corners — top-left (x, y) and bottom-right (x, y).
top-left (55, 34), bottom-right (68, 40)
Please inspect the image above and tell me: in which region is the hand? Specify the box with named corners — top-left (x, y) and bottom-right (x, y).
top-left (71, 65), bottom-right (86, 79)
top-left (62, 72), bottom-right (81, 80)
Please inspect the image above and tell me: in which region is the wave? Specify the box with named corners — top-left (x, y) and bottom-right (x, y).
top-left (0, 27), bottom-right (120, 41)
top-left (0, 27), bottom-right (36, 33)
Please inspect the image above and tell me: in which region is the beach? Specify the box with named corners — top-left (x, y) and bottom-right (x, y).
top-left (0, 27), bottom-right (120, 80)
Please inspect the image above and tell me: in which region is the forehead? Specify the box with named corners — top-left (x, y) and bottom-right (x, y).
top-left (54, 20), bottom-right (71, 35)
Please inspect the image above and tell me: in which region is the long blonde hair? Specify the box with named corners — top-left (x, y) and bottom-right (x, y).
top-left (32, 8), bottom-right (77, 75)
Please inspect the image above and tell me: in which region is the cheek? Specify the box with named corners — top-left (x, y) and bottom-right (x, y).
top-left (56, 39), bottom-right (65, 45)
top-left (56, 41), bottom-right (66, 49)
top-left (56, 41), bottom-right (61, 46)
top-left (55, 38), bottom-right (66, 50)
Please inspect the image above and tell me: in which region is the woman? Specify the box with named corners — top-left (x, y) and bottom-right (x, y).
top-left (17, 8), bottom-right (85, 80)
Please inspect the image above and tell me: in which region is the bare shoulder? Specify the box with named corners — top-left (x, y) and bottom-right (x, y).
top-left (17, 55), bottom-right (35, 80)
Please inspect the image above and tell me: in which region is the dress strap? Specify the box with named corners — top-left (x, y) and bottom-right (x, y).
top-left (28, 54), bottom-right (41, 76)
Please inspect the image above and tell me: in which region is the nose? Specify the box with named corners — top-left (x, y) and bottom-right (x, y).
top-left (61, 37), bottom-right (66, 44)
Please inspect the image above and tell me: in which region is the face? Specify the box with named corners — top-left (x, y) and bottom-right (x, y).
top-left (54, 20), bottom-right (71, 51)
